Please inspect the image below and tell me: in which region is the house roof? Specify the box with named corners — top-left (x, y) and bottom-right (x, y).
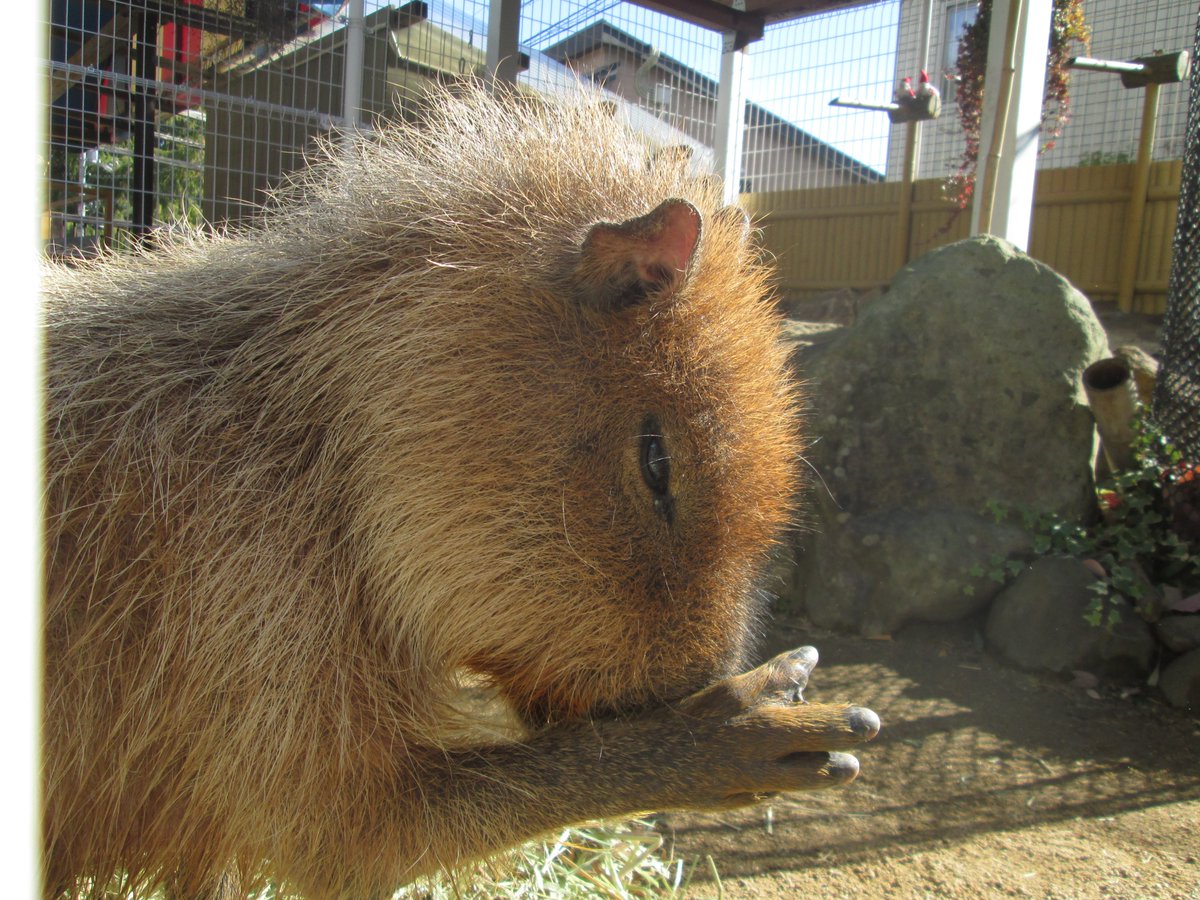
top-left (542, 20), bottom-right (883, 182)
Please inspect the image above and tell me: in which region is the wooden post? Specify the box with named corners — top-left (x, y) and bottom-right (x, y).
top-left (896, 120), bottom-right (918, 269)
top-left (1116, 81), bottom-right (1161, 312)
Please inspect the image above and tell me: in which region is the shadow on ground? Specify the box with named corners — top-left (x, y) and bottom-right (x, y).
top-left (659, 617), bottom-right (1200, 896)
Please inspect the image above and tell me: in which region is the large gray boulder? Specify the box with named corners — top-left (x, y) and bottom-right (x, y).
top-left (785, 236), bottom-right (1110, 634)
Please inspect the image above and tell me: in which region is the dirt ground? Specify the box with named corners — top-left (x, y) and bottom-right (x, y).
top-left (654, 304), bottom-right (1197, 898)
top-left (657, 617), bottom-right (1200, 899)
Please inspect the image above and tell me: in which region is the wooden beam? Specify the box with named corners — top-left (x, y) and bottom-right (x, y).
top-left (627, 0), bottom-right (763, 48)
top-left (142, 0), bottom-right (266, 42)
top-left (743, 0), bottom-right (878, 21)
top-left (624, 0), bottom-right (872, 34)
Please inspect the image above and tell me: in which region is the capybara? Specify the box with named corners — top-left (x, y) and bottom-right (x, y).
top-left (42, 84), bottom-right (880, 898)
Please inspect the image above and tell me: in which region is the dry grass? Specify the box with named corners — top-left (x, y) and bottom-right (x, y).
top-left (395, 819), bottom-right (701, 899)
top-left (62, 820), bottom-right (699, 900)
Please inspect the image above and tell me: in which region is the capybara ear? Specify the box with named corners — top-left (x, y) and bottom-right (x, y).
top-left (576, 198), bottom-right (702, 310)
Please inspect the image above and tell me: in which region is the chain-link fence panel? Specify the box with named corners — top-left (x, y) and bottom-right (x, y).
top-left (1152, 6), bottom-right (1200, 548)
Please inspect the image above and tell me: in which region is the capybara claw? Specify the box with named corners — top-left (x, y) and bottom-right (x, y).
top-left (786, 645), bottom-right (819, 671)
top-left (765, 645), bottom-right (820, 701)
top-left (847, 706), bottom-right (881, 740)
top-left (823, 752), bottom-right (860, 783)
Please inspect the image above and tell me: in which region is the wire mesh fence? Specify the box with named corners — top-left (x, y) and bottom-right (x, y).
top-left (1046, 0), bottom-right (1193, 168)
top-left (1153, 5), bottom-right (1200, 548)
top-left (40, 0), bottom-right (1198, 253)
top-left (891, 0), bottom-right (1195, 182)
top-left (744, 2), bottom-right (898, 191)
top-left (46, 1), bottom-right (359, 254)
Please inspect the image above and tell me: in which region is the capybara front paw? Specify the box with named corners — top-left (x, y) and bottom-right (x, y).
top-left (673, 645), bottom-right (881, 804)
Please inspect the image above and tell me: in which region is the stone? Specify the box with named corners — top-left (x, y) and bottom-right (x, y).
top-left (984, 557), bottom-right (1156, 678)
top-left (797, 507), bottom-right (1032, 636)
top-left (785, 236), bottom-right (1111, 634)
top-left (1159, 648), bottom-right (1200, 711)
top-left (1155, 614), bottom-right (1200, 654)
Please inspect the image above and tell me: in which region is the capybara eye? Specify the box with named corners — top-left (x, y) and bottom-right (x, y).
top-left (640, 418), bottom-right (671, 497)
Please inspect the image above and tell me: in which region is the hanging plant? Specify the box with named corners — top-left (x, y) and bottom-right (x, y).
top-left (945, 0), bottom-right (1090, 210)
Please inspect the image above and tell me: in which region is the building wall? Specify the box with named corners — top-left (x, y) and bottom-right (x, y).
top-left (559, 42), bottom-right (871, 191)
top-left (887, 0), bottom-right (1194, 181)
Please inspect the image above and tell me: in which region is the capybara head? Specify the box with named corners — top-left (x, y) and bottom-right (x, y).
top-left (312, 89), bottom-right (809, 723)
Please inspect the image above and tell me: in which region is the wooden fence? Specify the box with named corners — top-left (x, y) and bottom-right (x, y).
top-left (743, 160), bottom-right (1182, 316)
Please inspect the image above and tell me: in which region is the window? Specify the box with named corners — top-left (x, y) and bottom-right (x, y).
top-left (942, 2), bottom-right (978, 104)
top-left (587, 62), bottom-right (620, 90)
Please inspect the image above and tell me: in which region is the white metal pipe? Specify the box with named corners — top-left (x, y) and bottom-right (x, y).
top-left (916, 0), bottom-right (934, 75)
top-left (906, 0), bottom-right (936, 180)
top-left (714, 29), bottom-right (749, 205)
top-left (830, 97), bottom-right (901, 112)
top-left (342, 0), bottom-right (365, 127)
top-left (1068, 56), bottom-right (1146, 75)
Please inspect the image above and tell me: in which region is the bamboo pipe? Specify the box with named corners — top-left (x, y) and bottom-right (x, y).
top-left (1116, 81), bottom-right (1161, 312)
top-left (1082, 357), bottom-right (1138, 474)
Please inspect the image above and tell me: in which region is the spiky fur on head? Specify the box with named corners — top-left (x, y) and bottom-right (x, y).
top-left (42, 84), bottom-right (804, 896)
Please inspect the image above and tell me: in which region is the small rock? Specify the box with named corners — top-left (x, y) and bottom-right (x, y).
top-left (985, 557), bottom-right (1156, 678)
top-left (1159, 648), bottom-right (1200, 711)
top-left (1154, 614), bottom-right (1200, 654)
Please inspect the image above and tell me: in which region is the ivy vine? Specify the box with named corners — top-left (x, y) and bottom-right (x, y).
top-left (945, 0), bottom-right (1091, 211)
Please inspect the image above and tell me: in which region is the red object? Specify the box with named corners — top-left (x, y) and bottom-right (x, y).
top-left (917, 69), bottom-right (940, 99)
top-left (1161, 461), bottom-right (1200, 547)
top-left (160, 0), bottom-right (204, 113)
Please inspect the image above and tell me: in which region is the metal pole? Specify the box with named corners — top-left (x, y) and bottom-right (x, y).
top-left (132, 8), bottom-right (159, 242)
top-left (909, 0), bottom-right (935, 178)
top-left (916, 0), bottom-right (934, 72)
top-left (714, 22), bottom-right (749, 205)
top-left (1117, 81), bottom-right (1161, 312)
top-left (343, 0), bottom-right (365, 126)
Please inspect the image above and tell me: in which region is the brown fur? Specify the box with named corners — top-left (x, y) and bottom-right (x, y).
top-left (43, 85), bottom-right (872, 898)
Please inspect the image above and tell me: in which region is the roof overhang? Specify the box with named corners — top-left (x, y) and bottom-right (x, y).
top-left (624, 0), bottom-right (877, 50)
